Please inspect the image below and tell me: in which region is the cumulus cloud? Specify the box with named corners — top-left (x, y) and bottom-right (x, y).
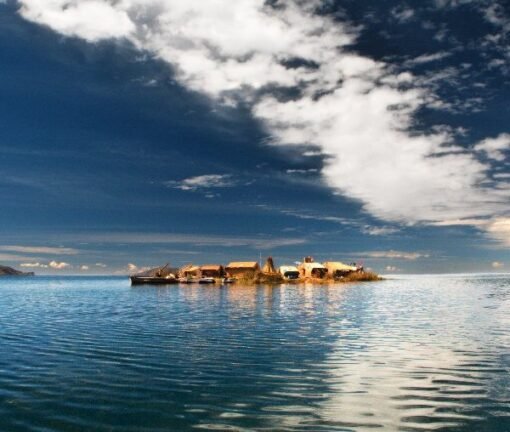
top-left (165, 174), bottom-right (235, 191)
top-left (19, 0), bottom-right (135, 42)
top-left (385, 265), bottom-right (400, 272)
top-left (485, 217), bottom-right (510, 246)
top-left (49, 260), bottom-right (71, 269)
top-left (21, 261), bottom-right (72, 269)
top-left (17, 0), bottom-right (510, 237)
top-left (474, 133), bottom-right (510, 162)
top-left (492, 261), bottom-right (504, 269)
top-left (80, 265), bottom-right (90, 271)
top-left (20, 262), bottom-right (49, 268)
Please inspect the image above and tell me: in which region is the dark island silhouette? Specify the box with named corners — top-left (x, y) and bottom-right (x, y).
top-left (0, 265), bottom-right (34, 277)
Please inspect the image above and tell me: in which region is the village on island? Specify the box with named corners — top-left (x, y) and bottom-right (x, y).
top-left (130, 256), bottom-right (380, 285)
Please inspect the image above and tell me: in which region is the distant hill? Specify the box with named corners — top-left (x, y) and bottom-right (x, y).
top-left (0, 265), bottom-right (34, 276)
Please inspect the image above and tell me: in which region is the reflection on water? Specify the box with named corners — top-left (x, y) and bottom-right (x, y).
top-left (0, 275), bottom-right (509, 431)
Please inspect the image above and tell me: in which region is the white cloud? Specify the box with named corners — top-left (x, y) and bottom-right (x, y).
top-left (127, 263), bottom-right (138, 272)
top-left (95, 262), bottom-right (107, 268)
top-left (20, 262), bottom-right (49, 268)
top-left (385, 265), bottom-right (400, 272)
top-left (0, 245), bottom-right (79, 255)
top-left (485, 217), bottom-right (510, 246)
top-left (391, 6), bottom-right (415, 23)
top-left (19, 0), bottom-right (135, 42)
top-left (49, 260), bottom-right (70, 269)
top-left (17, 0), bottom-right (510, 238)
top-left (405, 52), bottom-right (451, 67)
top-left (361, 250), bottom-right (430, 260)
top-left (63, 232), bottom-right (306, 249)
top-left (286, 168), bottom-right (318, 174)
top-left (474, 133), bottom-right (510, 161)
top-left (492, 261), bottom-right (504, 269)
top-left (165, 174), bottom-right (235, 191)
top-left (21, 261), bottom-right (72, 269)
top-left (361, 226), bottom-right (399, 236)
top-left (80, 265), bottom-right (90, 271)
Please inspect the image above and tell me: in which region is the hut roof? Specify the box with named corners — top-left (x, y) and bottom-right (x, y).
top-left (262, 256), bottom-right (276, 274)
top-left (226, 261), bottom-right (259, 269)
top-left (300, 262), bottom-right (326, 270)
top-left (324, 261), bottom-right (357, 272)
top-left (180, 264), bottom-right (200, 272)
top-left (279, 265), bottom-right (299, 273)
top-left (200, 265), bottom-right (223, 271)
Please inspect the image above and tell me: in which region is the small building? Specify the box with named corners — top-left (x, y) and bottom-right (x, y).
top-left (279, 265), bottom-right (300, 280)
top-left (299, 262), bottom-right (328, 279)
top-left (200, 265), bottom-right (224, 278)
top-left (179, 264), bottom-right (200, 278)
top-left (262, 256), bottom-right (277, 274)
top-left (225, 262), bottom-right (260, 279)
top-left (323, 261), bottom-right (358, 278)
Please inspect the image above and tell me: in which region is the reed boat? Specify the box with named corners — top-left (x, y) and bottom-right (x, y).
top-left (130, 275), bottom-right (178, 285)
top-left (130, 264), bottom-right (178, 286)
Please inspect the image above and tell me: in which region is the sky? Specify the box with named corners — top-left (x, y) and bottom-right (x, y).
top-left (0, 0), bottom-right (509, 274)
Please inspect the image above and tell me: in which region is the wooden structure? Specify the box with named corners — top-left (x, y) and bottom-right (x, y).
top-left (323, 261), bottom-right (358, 278)
top-left (200, 265), bottom-right (224, 278)
top-left (262, 256), bottom-right (277, 274)
top-left (279, 265), bottom-right (300, 280)
top-left (225, 262), bottom-right (260, 279)
top-left (298, 262), bottom-right (328, 279)
top-left (179, 264), bottom-right (200, 278)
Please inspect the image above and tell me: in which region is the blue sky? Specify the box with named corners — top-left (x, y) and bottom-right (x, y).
top-left (1, 0), bottom-right (509, 274)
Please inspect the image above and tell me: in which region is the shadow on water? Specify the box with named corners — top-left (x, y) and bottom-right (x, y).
top-left (0, 275), bottom-right (509, 431)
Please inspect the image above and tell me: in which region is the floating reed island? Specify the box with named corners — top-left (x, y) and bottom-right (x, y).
top-left (130, 256), bottom-right (381, 286)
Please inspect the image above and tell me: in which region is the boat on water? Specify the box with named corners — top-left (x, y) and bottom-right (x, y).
top-left (198, 277), bottom-right (216, 284)
top-left (130, 275), bottom-right (178, 285)
top-left (178, 277), bottom-right (198, 284)
top-left (130, 264), bottom-right (178, 286)
top-left (222, 277), bottom-right (236, 284)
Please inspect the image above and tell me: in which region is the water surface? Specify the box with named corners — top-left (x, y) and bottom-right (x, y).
top-left (0, 275), bottom-right (509, 431)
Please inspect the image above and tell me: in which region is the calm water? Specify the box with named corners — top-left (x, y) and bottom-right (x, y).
top-left (0, 275), bottom-right (509, 431)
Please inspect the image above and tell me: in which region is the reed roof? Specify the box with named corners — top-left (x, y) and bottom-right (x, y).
top-left (323, 261), bottom-right (357, 272)
top-left (279, 266), bottom-right (299, 273)
top-left (200, 265), bottom-right (223, 271)
top-left (226, 261), bottom-right (259, 269)
top-left (180, 264), bottom-right (200, 272)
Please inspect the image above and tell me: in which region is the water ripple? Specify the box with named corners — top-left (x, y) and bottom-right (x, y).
top-left (0, 275), bottom-right (509, 431)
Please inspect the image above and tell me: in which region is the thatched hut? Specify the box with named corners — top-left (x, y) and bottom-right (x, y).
top-left (179, 264), bottom-right (200, 278)
top-left (279, 265), bottom-right (300, 280)
top-left (200, 265), bottom-right (224, 278)
top-left (225, 262), bottom-right (260, 279)
top-left (262, 256), bottom-right (277, 274)
top-left (298, 262), bottom-right (328, 279)
top-left (323, 261), bottom-right (358, 278)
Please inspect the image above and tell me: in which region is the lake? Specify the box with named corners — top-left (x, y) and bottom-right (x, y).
top-left (0, 274), bottom-right (509, 431)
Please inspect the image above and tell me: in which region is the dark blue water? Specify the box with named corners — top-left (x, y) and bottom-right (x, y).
top-left (0, 275), bottom-right (509, 431)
